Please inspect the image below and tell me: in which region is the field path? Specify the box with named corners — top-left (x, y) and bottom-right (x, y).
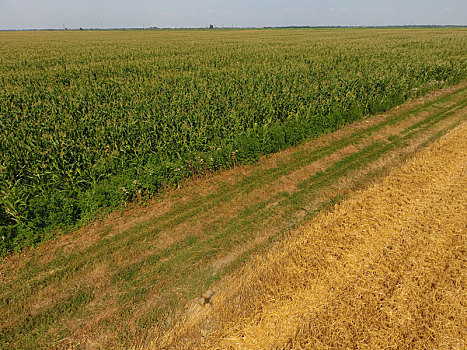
top-left (157, 109), bottom-right (467, 350)
top-left (1, 83), bottom-right (467, 349)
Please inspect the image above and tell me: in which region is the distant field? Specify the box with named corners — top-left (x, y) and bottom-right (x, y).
top-left (1, 28), bottom-right (466, 254)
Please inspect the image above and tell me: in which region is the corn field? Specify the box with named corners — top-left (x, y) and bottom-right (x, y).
top-left (1, 28), bottom-right (466, 255)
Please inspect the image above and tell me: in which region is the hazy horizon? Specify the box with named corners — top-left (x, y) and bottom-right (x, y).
top-left (1, 0), bottom-right (466, 31)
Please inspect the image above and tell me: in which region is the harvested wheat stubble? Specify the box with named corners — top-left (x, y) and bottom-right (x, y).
top-left (155, 122), bottom-right (467, 349)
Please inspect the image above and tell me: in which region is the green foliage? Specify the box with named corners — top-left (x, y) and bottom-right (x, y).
top-left (1, 28), bottom-right (466, 255)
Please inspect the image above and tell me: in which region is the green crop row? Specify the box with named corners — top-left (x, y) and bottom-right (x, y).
top-left (1, 28), bottom-right (466, 255)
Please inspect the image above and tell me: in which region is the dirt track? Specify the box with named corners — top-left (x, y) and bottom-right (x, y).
top-left (157, 122), bottom-right (467, 349)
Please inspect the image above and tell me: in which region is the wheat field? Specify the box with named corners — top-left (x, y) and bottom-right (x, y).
top-left (153, 121), bottom-right (467, 349)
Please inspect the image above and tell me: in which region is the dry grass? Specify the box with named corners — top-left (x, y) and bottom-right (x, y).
top-left (154, 122), bottom-right (467, 349)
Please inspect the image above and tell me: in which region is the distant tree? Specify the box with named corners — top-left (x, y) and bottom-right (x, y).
top-left (80, 27), bottom-right (83, 31)
top-left (209, 24), bottom-right (214, 29)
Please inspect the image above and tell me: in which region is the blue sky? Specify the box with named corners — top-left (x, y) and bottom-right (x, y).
top-left (0, 0), bottom-right (466, 30)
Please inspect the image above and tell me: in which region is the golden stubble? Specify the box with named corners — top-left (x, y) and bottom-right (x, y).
top-left (156, 121), bottom-right (467, 349)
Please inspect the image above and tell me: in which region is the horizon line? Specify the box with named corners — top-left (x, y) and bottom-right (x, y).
top-left (1, 24), bottom-right (467, 32)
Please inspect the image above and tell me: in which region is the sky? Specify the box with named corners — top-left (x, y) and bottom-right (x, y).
top-left (0, 0), bottom-right (466, 30)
